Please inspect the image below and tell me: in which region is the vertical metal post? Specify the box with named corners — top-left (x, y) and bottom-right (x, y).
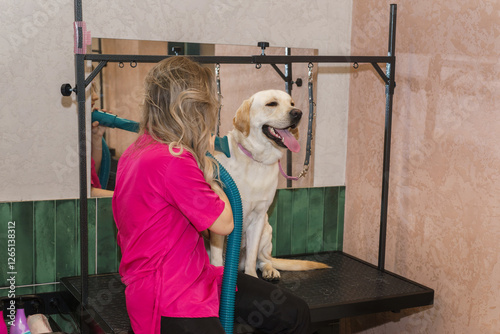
top-left (378, 4), bottom-right (397, 271)
top-left (285, 47), bottom-right (293, 187)
top-left (74, 0), bottom-right (89, 330)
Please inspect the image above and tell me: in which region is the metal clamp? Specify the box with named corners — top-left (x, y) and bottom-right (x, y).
top-left (308, 62), bottom-right (314, 83)
top-left (297, 165), bottom-right (310, 179)
top-left (256, 41), bottom-right (269, 69)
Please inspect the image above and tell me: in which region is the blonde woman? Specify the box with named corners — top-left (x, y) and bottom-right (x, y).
top-left (112, 56), bottom-right (311, 334)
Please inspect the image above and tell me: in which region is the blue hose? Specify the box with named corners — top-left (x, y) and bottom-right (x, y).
top-left (91, 110), bottom-right (140, 133)
top-left (208, 152), bottom-right (243, 334)
top-left (91, 110), bottom-right (139, 189)
top-left (99, 137), bottom-right (111, 188)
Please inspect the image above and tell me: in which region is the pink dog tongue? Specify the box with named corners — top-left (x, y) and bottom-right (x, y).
top-left (275, 129), bottom-right (300, 152)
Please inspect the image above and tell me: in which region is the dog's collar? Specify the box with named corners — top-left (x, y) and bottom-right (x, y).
top-left (238, 143), bottom-right (255, 160)
top-left (237, 143), bottom-right (299, 181)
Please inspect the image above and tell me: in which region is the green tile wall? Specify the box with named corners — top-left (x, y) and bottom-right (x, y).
top-left (34, 200), bottom-right (56, 294)
top-left (0, 198), bottom-right (119, 297)
top-left (269, 186), bottom-right (345, 257)
top-left (0, 186), bottom-right (344, 296)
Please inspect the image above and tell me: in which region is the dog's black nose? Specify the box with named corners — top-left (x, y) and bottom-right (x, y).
top-left (289, 108), bottom-right (302, 121)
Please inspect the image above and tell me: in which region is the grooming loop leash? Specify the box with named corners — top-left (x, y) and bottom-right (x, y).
top-left (302, 62), bottom-right (315, 175)
top-left (215, 63), bottom-right (223, 137)
top-left (278, 62), bottom-right (315, 181)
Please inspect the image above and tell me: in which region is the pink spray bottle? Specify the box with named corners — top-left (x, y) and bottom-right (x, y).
top-left (0, 308), bottom-right (8, 334)
top-left (10, 300), bottom-right (31, 334)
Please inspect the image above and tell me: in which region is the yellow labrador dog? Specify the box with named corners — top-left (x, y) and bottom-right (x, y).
top-left (211, 90), bottom-right (329, 280)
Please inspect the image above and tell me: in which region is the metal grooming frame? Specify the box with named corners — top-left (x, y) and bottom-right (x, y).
top-left (68, 1), bottom-right (397, 330)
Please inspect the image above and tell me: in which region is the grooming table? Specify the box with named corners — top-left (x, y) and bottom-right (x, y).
top-left (60, 251), bottom-right (434, 333)
top-left (269, 252), bottom-right (433, 323)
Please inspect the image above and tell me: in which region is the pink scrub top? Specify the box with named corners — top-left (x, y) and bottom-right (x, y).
top-left (112, 133), bottom-right (225, 334)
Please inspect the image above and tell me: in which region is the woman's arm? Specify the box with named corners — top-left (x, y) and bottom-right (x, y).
top-left (91, 121), bottom-right (106, 173)
top-left (91, 187), bottom-right (114, 197)
top-left (207, 186), bottom-right (234, 236)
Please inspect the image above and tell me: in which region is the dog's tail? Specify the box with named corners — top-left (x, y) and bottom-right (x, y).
top-left (271, 258), bottom-right (330, 271)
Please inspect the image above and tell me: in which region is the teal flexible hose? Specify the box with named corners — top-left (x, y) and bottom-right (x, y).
top-left (208, 152), bottom-right (243, 334)
top-left (98, 137), bottom-right (111, 188)
top-left (91, 110), bottom-right (140, 133)
top-left (91, 110), bottom-right (139, 189)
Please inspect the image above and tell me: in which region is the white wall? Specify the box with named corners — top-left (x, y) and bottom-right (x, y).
top-left (0, 0), bottom-right (352, 202)
top-left (0, 0), bottom-right (77, 201)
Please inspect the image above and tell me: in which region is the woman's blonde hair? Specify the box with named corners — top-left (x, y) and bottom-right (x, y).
top-left (140, 56), bottom-right (219, 187)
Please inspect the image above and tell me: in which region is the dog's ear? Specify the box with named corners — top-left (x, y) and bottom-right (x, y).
top-left (290, 127), bottom-right (299, 140)
top-left (233, 99), bottom-right (252, 136)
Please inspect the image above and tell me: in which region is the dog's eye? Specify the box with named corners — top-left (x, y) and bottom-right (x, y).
top-left (291, 102), bottom-right (295, 106)
top-left (266, 101), bottom-right (278, 107)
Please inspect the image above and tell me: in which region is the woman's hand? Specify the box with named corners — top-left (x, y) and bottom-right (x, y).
top-left (91, 109), bottom-right (113, 173)
top-left (92, 109), bottom-right (112, 142)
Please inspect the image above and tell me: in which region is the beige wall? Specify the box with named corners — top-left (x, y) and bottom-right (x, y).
top-left (0, 0), bottom-right (352, 202)
top-left (344, 1), bottom-right (499, 333)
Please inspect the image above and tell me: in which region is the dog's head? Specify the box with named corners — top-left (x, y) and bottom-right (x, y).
top-left (232, 90), bottom-right (302, 158)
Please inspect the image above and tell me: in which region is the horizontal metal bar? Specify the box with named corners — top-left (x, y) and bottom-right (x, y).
top-left (85, 53), bottom-right (394, 65)
top-left (253, 55), bottom-right (393, 64)
top-left (85, 54), bottom-right (255, 64)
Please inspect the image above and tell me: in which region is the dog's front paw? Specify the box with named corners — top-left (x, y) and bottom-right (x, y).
top-left (261, 263), bottom-right (280, 281)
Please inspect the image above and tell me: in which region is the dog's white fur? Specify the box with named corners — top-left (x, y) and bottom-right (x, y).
top-left (211, 90), bottom-right (329, 280)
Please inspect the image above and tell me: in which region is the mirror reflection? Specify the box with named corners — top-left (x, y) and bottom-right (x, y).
top-left (89, 38), bottom-right (318, 196)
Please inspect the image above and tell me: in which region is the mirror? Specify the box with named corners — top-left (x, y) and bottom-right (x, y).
top-left (89, 38), bottom-right (318, 191)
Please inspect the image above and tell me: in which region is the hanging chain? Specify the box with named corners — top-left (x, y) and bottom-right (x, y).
top-left (215, 63), bottom-right (222, 137)
top-left (296, 62), bottom-right (315, 179)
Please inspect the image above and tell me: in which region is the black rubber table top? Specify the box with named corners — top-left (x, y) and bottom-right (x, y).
top-left (266, 252), bottom-right (433, 322)
top-left (60, 251), bottom-right (433, 333)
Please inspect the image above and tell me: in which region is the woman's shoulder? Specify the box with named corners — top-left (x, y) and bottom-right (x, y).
top-left (165, 148), bottom-right (198, 170)
top-left (121, 133), bottom-right (198, 168)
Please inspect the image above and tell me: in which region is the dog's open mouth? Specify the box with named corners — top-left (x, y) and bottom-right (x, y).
top-left (262, 125), bottom-right (300, 152)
